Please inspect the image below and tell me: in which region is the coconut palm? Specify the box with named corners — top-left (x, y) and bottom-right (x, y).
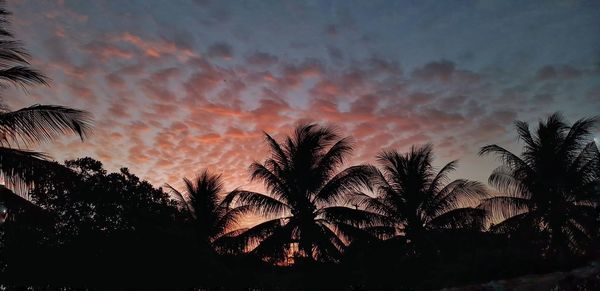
top-left (166, 170), bottom-right (247, 254)
top-left (349, 144), bottom-right (488, 253)
top-left (0, 2), bottom-right (91, 193)
top-left (222, 124), bottom-right (386, 263)
top-left (480, 113), bottom-right (600, 255)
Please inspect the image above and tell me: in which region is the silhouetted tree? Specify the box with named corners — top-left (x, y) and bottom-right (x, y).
top-left (223, 124), bottom-right (385, 263)
top-left (16, 157), bottom-right (187, 285)
top-left (31, 157), bottom-right (178, 238)
top-left (0, 1), bottom-right (91, 194)
top-left (166, 169), bottom-right (246, 254)
top-left (349, 144), bottom-right (488, 255)
top-left (480, 113), bottom-right (600, 256)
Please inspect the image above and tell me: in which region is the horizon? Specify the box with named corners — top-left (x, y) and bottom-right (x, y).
top-left (3, 0), bottom-right (600, 192)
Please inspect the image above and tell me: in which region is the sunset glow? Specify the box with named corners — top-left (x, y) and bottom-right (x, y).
top-left (4, 0), bottom-right (600, 192)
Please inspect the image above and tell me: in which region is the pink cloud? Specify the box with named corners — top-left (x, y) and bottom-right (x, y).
top-left (112, 32), bottom-right (197, 60)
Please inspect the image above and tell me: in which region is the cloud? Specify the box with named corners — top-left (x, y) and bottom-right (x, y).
top-left (413, 60), bottom-right (456, 82)
top-left (67, 81), bottom-right (97, 103)
top-left (207, 42), bottom-right (234, 60)
top-left (82, 41), bottom-right (133, 60)
top-left (111, 32), bottom-right (197, 60)
top-left (325, 24), bottom-right (338, 37)
top-left (412, 60), bottom-right (479, 84)
top-left (105, 72), bottom-right (127, 90)
top-left (245, 51), bottom-right (278, 66)
top-left (327, 46), bottom-right (344, 62)
top-left (536, 64), bottom-right (582, 81)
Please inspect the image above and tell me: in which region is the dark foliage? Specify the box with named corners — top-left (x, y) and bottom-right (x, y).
top-left (1, 158), bottom-right (190, 286)
top-left (480, 113), bottom-right (600, 257)
top-left (349, 144), bottom-right (488, 256)
top-left (166, 169), bottom-right (247, 254)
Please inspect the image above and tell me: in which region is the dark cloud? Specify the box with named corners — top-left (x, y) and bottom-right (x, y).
top-left (412, 60), bottom-right (480, 84)
top-left (536, 64), bottom-right (582, 81)
top-left (207, 42), bottom-right (234, 59)
top-left (327, 46), bottom-right (344, 62)
top-left (245, 51), bottom-right (278, 66)
top-left (413, 60), bottom-right (456, 82)
top-left (325, 24), bottom-right (338, 37)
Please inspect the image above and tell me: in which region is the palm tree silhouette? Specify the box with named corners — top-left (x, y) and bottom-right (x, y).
top-left (166, 170), bottom-right (248, 254)
top-left (349, 144), bottom-right (488, 254)
top-left (223, 124), bottom-right (384, 263)
top-left (0, 2), bottom-right (91, 193)
top-left (480, 113), bottom-right (599, 255)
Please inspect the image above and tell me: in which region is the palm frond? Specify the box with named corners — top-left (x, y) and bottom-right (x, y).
top-left (188, 170), bottom-right (224, 212)
top-left (344, 191), bottom-right (395, 218)
top-left (215, 204), bottom-right (254, 234)
top-left (489, 212), bottom-right (531, 233)
top-left (560, 116), bottom-right (599, 157)
top-left (249, 161), bottom-right (290, 203)
top-left (222, 218), bottom-right (287, 255)
top-left (248, 219), bottom-right (293, 261)
top-left (478, 196), bottom-right (530, 222)
top-left (315, 137), bottom-right (353, 179)
top-left (0, 147), bottom-right (72, 195)
top-left (426, 207), bottom-right (486, 230)
top-left (427, 160), bottom-right (457, 194)
top-left (480, 144), bottom-right (530, 171)
top-left (164, 183), bottom-right (194, 217)
top-left (307, 222), bottom-right (345, 262)
top-left (313, 164), bottom-right (377, 206)
top-left (319, 206), bottom-right (392, 228)
top-left (426, 179), bottom-right (488, 218)
top-left (515, 120), bottom-right (538, 151)
top-left (323, 219), bottom-right (379, 244)
top-left (223, 190), bottom-right (289, 217)
top-left (568, 142), bottom-right (600, 182)
top-left (264, 132), bottom-right (289, 168)
top-left (0, 66), bottom-right (47, 88)
top-left (487, 166), bottom-right (531, 198)
top-left (212, 228), bottom-right (249, 255)
top-left (0, 40), bottom-right (31, 65)
top-left (0, 104), bottom-right (92, 145)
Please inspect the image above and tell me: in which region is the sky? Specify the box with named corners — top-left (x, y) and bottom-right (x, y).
top-left (4, 0), bottom-right (600, 194)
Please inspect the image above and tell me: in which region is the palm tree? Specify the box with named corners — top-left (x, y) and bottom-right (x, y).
top-left (0, 2), bottom-right (92, 193)
top-left (166, 170), bottom-right (246, 254)
top-left (480, 113), bottom-right (600, 255)
top-left (349, 144), bottom-right (488, 254)
top-left (222, 124), bottom-right (386, 263)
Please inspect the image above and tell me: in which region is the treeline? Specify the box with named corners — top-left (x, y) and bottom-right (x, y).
top-left (1, 113), bottom-right (599, 289)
